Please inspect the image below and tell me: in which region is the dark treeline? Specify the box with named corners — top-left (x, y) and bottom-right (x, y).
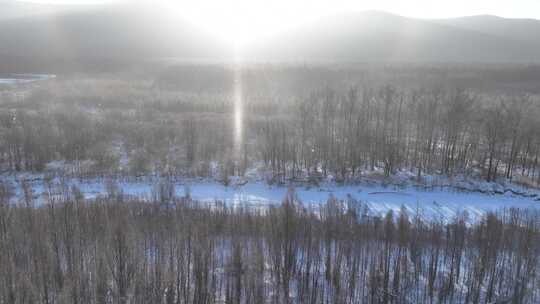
top-left (0, 185), bottom-right (539, 303)
top-left (1, 66), bottom-right (540, 186)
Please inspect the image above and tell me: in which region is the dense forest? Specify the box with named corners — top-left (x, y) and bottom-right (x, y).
top-left (3, 3), bottom-right (540, 304)
top-left (1, 65), bottom-right (539, 187)
top-left (0, 184), bottom-right (538, 303)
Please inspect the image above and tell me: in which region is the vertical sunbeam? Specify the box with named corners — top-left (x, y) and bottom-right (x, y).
top-left (233, 51), bottom-right (243, 168)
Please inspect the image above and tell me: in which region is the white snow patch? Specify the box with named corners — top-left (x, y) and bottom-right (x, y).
top-left (2, 173), bottom-right (539, 223)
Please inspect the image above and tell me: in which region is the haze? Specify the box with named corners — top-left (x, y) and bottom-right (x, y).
top-left (2, 1), bottom-right (540, 303)
top-left (16, 0), bottom-right (540, 46)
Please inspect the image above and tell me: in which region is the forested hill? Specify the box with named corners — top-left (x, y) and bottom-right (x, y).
top-left (0, 3), bottom-right (232, 72)
top-left (245, 11), bottom-right (540, 63)
top-left (436, 14), bottom-right (540, 49)
top-left (2, 4), bottom-right (540, 70)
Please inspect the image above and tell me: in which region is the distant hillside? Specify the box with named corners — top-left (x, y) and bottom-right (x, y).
top-left (2, 6), bottom-right (540, 71)
top-left (437, 15), bottom-right (540, 47)
top-left (246, 11), bottom-right (540, 63)
top-left (0, 3), bottom-right (232, 72)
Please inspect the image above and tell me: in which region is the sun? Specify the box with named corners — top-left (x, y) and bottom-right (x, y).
top-left (165, 1), bottom-right (253, 49)
top-left (165, 0), bottom-right (350, 49)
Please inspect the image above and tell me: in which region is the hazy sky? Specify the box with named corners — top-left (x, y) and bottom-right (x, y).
top-left (19, 0), bottom-right (540, 19)
top-left (17, 0), bottom-right (540, 46)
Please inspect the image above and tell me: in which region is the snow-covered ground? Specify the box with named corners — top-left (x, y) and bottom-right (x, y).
top-left (4, 174), bottom-right (540, 223)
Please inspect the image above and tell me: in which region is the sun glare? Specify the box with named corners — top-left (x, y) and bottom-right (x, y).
top-left (233, 66), bottom-right (243, 160)
top-left (167, 0), bottom-right (357, 49)
top-left (25, 0), bottom-right (540, 49)
top-left (166, 0), bottom-right (463, 49)
top-left (169, 2), bottom-right (259, 48)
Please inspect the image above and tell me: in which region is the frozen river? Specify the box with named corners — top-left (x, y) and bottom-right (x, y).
top-left (0, 74), bottom-right (55, 85)
top-left (9, 177), bottom-right (540, 223)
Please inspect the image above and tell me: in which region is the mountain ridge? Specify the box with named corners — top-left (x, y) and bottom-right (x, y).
top-left (1, 6), bottom-right (540, 71)
top-left (245, 10), bottom-right (540, 63)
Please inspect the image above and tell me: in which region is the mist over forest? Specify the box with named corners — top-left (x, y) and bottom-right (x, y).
top-left (1, 1), bottom-right (540, 303)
